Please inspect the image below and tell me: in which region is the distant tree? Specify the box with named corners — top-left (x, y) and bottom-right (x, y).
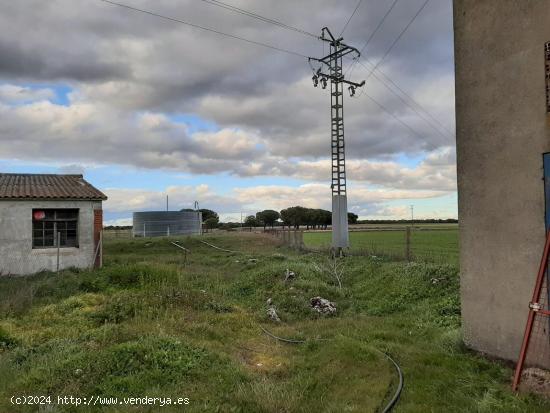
top-left (279, 208), bottom-right (292, 229)
top-left (348, 212), bottom-right (359, 225)
top-left (180, 208), bottom-right (194, 212)
top-left (319, 209), bottom-right (331, 229)
top-left (204, 217), bottom-right (219, 231)
top-left (303, 208), bottom-right (317, 230)
top-left (218, 222), bottom-right (241, 230)
top-left (244, 215), bottom-right (260, 227)
top-left (255, 211), bottom-right (265, 228)
top-left (279, 206), bottom-right (307, 229)
top-left (198, 209), bottom-right (219, 223)
top-left (103, 225), bottom-right (132, 230)
top-left (256, 210), bottom-right (280, 229)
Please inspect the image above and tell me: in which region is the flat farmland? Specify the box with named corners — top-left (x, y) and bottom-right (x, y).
top-left (304, 227), bottom-right (459, 264)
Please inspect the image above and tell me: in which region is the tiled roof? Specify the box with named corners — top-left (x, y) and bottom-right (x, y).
top-left (0, 173), bottom-right (107, 200)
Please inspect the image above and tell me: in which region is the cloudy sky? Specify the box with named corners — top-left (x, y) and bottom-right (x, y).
top-left (0, 0), bottom-right (456, 224)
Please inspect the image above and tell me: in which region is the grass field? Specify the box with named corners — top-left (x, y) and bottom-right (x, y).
top-left (0, 233), bottom-right (547, 412)
top-left (304, 227), bottom-right (459, 264)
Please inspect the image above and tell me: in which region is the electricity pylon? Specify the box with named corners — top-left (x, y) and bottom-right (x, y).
top-left (309, 27), bottom-right (365, 254)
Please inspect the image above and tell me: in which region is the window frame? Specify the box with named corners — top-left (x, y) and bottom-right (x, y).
top-left (32, 209), bottom-right (79, 249)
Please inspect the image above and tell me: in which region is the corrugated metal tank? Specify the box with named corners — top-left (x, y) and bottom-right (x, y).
top-left (132, 211), bottom-right (202, 237)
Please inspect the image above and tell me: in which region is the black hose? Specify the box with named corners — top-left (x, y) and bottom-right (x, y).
top-left (259, 325), bottom-right (307, 344)
top-left (375, 349), bottom-right (404, 413)
top-left (259, 326), bottom-right (403, 412)
top-left (198, 239), bottom-right (242, 254)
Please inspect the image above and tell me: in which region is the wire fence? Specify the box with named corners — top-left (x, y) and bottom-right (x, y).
top-left (0, 231), bottom-right (103, 276)
top-left (264, 226), bottom-right (459, 264)
top-left (103, 228), bottom-right (133, 239)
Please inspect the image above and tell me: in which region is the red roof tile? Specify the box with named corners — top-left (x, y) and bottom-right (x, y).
top-left (0, 174), bottom-right (107, 200)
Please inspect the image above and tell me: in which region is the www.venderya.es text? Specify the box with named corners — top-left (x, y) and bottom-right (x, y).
top-left (11, 395), bottom-right (190, 407)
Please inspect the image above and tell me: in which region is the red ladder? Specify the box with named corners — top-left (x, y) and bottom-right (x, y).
top-left (512, 229), bottom-right (550, 390)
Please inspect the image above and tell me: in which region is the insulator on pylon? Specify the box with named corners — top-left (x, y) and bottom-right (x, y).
top-left (312, 74), bottom-right (319, 87)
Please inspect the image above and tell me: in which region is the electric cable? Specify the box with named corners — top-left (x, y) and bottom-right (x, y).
top-left (198, 0), bottom-right (319, 39)
top-left (356, 60), bottom-right (454, 140)
top-left (345, 0), bottom-right (400, 76)
top-left (359, 61), bottom-right (455, 137)
top-left (339, 0), bottom-right (363, 37)
top-left (98, 0), bottom-right (311, 59)
top-left (356, 91), bottom-right (426, 140)
top-left (356, 0), bottom-right (430, 97)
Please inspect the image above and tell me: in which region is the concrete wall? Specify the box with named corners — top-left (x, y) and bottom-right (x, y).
top-left (454, 0), bottom-right (550, 366)
top-left (0, 200), bottom-right (102, 275)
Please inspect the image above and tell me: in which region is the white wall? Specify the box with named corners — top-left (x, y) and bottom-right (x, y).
top-left (0, 200), bottom-right (102, 275)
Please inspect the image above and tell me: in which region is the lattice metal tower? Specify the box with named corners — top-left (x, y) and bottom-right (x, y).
top-left (310, 27), bottom-right (364, 252)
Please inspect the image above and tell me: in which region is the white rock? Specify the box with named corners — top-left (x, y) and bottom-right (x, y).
top-left (267, 306), bottom-right (281, 322)
top-left (310, 296), bottom-right (337, 315)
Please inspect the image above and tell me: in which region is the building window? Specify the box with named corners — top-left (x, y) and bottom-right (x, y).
top-left (32, 209), bottom-right (79, 248)
top-left (546, 42), bottom-right (550, 113)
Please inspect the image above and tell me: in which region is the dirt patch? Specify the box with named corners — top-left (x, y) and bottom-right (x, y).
top-left (519, 367), bottom-right (550, 398)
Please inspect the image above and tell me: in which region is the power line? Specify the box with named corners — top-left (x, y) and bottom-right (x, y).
top-left (354, 0), bottom-right (430, 100)
top-left (345, 0), bottom-right (400, 76)
top-left (359, 0), bottom-right (400, 55)
top-left (363, 0), bottom-right (430, 83)
top-left (340, 0), bottom-right (452, 139)
top-left (98, 1), bottom-right (439, 144)
top-left (356, 90), bottom-right (426, 141)
top-left (356, 59), bottom-right (454, 139)
top-left (339, 0), bottom-right (363, 37)
top-left (198, 0), bottom-right (319, 39)
top-left (98, 0), bottom-right (311, 59)
top-left (362, 61), bottom-right (455, 137)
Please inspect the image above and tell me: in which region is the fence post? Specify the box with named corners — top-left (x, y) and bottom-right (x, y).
top-left (56, 231), bottom-right (61, 273)
top-left (55, 231), bottom-right (61, 273)
top-left (99, 231), bottom-right (103, 268)
top-left (405, 226), bottom-right (411, 262)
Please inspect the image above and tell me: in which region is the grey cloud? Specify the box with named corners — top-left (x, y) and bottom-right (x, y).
top-left (0, 0), bottom-right (456, 192)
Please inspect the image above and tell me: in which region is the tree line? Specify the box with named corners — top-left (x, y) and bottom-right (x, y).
top-left (104, 209), bottom-right (457, 231)
top-left (181, 207), bottom-right (359, 230)
top-left (181, 207), bottom-right (457, 230)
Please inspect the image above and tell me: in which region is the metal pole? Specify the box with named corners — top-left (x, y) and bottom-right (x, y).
top-left (166, 195), bottom-right (169, 211)
top-left (143, 222), bottom-right (146, 237)
top-left (56, 231), bottom-right (60, 273)
top-left (405, 227), bottom-right (411, 262)
top-left (310, 28), bottom-right (364, 254)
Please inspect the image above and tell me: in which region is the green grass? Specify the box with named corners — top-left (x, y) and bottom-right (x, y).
top-left (0, 232), bottom-right (546, 412)
top-left (304, 228), bottom-right (459, 264)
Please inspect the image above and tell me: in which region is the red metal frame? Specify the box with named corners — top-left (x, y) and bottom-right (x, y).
top-left (512, 229), bottom-right (550, 390)
top-left (93, 209), bottom-right (103, 269)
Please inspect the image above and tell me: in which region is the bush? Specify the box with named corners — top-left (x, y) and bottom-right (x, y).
top-left (0, 326), bottom-right (19, 350)
top-left (89, 291), bottom-right (138, 324)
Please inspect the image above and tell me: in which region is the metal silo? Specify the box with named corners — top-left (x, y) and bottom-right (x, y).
top-left (132, 211), bottom-right (202, 237)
